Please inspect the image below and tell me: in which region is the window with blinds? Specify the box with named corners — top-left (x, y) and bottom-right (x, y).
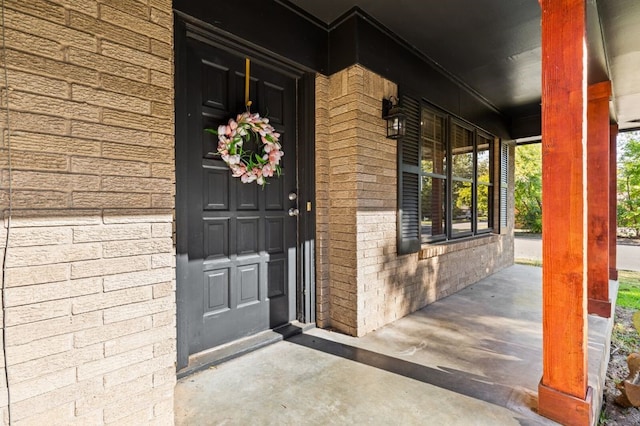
top-left (421, 109), bottom-right (447, 242)
top-left (397, 96), bottom-right (500, 253)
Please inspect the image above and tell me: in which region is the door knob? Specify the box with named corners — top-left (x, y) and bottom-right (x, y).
top-left (288, 192), bottom-right (297, 201)
top-left (288, 208), bottom-right (299, 217)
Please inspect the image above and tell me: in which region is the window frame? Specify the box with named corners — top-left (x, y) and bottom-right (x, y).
top-left (475, 129), bottom-right (495, 235)
top-left (419, 107), bottom-right (448, 243)
top-left (448, 118), bottom-right (475, 239)
top-left (418, 103), bottom-right (496, 244)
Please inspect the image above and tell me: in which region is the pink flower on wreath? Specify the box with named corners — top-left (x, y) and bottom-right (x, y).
top-left (241, 172), bottom-right (257, 183)
top-left (262, 164), bottom-right (273, 178)
top-left (226, 154), bottom-right (241, 165)
top-left (230, 164), bottom-right (246, 177)
top-left (268, 149), bottom-right (284, 164)
top-left (263, 140), bottom-right (281, 152)
top-left (205, 112), bottom-right (283, 187)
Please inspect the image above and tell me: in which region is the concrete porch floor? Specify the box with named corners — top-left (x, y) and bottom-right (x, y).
top-left (175, 264), bottom-right (616, 425)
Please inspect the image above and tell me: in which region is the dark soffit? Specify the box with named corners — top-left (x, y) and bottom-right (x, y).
top-left (287, 0), bottom-right (640, 134)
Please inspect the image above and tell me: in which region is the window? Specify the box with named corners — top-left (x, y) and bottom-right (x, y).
top-left (476, 132), bottom-right (494, 233)
top-left (398, 97), bottom-right (498, 252)
top-left (499, 142), bottom-right (509, 230)
top-left (449, 120), bottom-right (474, 238)
top-left (420, 109), bottom-right (446, 240)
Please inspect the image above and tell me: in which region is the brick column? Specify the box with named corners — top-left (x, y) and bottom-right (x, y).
top-left (587, 81), bottom-right (611, 318)
top-left (315, 74), bottom-right (331, 327)
top-left (538, 0), bottom-right (592, 424)
top-left (324, 65), bottom-right (397, 336)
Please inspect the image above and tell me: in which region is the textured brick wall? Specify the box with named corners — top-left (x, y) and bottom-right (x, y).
top-left (317, 65), bottom-right (514, 336)
top-left (323, 66), bottom-right (398, 335)
top-left (0, 1), bottom-right (175, 424)
top-left (315, 75), bottom-right (330, 327)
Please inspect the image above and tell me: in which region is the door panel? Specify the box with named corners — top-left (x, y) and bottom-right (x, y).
top-left (184, 39), bottom-right (298, 355)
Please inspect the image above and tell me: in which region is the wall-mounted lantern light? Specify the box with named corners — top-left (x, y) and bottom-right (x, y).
top-left (382, 96), bottom-right (406, 139)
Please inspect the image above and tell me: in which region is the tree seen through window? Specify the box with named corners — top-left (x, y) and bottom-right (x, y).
top-left (420, 106), bottom-right (495, 242)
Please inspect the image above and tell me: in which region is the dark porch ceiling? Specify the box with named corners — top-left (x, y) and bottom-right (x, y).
top-left (286, 0), bottom-right (640, 137)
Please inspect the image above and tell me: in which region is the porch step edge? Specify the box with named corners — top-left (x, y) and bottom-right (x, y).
top-left (177, 321), bottom-right (315, 379)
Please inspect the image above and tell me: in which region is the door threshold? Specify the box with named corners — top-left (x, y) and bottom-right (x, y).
top-left (177, 321), bottom-right (315, 379)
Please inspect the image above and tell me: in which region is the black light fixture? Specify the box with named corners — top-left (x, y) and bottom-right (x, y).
top-left (382, 96), bottom-right (406, 139)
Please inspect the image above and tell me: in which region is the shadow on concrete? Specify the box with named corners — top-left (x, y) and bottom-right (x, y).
top-left (288, 332), bottom-right (517, 409)
top-left (176, 265), bottom-right (612, 425)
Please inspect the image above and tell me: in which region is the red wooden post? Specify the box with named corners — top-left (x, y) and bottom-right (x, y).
top-left (587, 81), bottom-right (611, 318)
top-left (609, 124), bottom-right (618, 280)
top-left (538, 0), bottom-right (592, 425)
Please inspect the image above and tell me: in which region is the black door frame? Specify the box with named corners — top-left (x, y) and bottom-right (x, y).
top-left (174, 12), bottom-right (316, 370)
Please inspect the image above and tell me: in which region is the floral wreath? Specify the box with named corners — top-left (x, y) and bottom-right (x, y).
top-left (205, 112), bottom-right (284, 186)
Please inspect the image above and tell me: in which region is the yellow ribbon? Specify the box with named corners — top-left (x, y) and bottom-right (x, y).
top-left (245, 58), bottom-right (252, 109)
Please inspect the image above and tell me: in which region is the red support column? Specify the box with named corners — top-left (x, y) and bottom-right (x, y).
top-left (538, 0), bottom-right (592, 425)
top-left (609, 124), bottom-right (618, 280)
top-left (587, 81), bottom-right (612, 318)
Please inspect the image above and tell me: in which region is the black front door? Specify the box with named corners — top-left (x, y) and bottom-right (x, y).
top-left (182, 39), bottom-right (298, 357)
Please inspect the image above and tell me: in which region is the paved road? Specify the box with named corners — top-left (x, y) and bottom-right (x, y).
top-left (514, 235), bottom-right (640, 272)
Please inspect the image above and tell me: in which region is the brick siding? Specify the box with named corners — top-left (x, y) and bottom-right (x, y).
top-left (0, 1), bottom-right (175, 424)
top-left (314, 75), bottom-right (331, 327)
top-left (316, 65), bottom-right (514, 336)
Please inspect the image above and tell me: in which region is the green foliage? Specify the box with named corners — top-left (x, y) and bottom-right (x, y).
top-left (599, 408), bottom-right (608, 425)
top-left (612, 321), bottom-right (640, 354)
top-left (611, 270), bottom-right (640, 355)
top-left (618, 132), bottom-right (640, 237)
top-left (513, 132), bottom-right (640, 237)
top-left (617, 270), bottom-right (640, 310)
top-left (633, 311), bottom-right (640, 335)
top-left (514, 144), bottom-right (542, 232)
top-left (514, 258), bottom-right (542, 267)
